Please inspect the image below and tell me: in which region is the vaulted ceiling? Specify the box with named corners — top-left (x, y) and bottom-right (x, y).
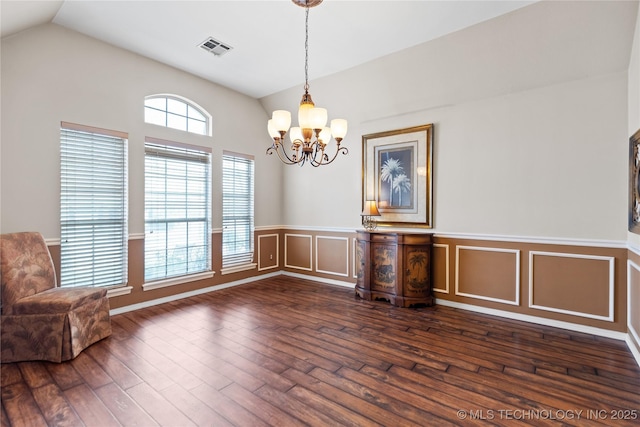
top-left (2, 0), bottom-right (542, 98)
top-left (1, 1), bottom-right (637, 101)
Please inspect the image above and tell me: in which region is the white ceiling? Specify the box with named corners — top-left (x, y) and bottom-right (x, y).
top-left (1, 0), bottom-right (539, 99)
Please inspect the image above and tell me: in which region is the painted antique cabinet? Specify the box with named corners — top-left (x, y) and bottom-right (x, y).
top-left (355, 231), bottom-right (434, 307)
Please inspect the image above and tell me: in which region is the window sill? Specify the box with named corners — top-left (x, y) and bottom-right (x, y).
top-left (143, 271), bottom-right (215, 291)
top-left (107, 286), bottom-right (133, 298)
top-left (220, 263), bottom-right (257, 275)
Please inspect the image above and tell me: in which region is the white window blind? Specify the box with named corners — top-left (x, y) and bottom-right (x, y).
top-left (222, 152), bottom-right (255, 267)
top-left (144, 138), bottom-right (211, 282)
top-left (60, 122), bottom-right (128, 288)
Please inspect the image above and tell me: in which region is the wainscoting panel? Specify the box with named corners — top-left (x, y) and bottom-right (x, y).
top-left (258, 233), bottom-right (279, 271)
top-left (284, 233), bottom-right (313, 271)
top-left (455, 245), bottom-right (520, 305)
top-left (43, 229), bottom-right (631, 337)
top-left (529, 251), bottom-right (614, 321)
top-left (432, 243), bottom-right (450, 294)
top-left (628, 259), bottom-right (640, 350)
top-left (315, 236), bottom-right (349, 277)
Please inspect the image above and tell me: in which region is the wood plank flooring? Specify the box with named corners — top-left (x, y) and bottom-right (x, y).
top-left (2, 275), bottom-right (640, 426)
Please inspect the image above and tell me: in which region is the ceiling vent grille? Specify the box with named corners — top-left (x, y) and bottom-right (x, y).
top-left (199, 37), bottom-right (232, 56)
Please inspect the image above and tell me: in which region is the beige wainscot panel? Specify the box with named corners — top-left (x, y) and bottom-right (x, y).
top-left (316, 236), bottom-right (349, 277)
top-left (432, 243), bottom-right (450, 294)
top-left (628, 255), bottom-right (640, 353)
top-left (529, 251), bottom-right (614, 321)
top-left (284, 233), bottom-right (313, 271)
top-left (258, 233), bottom-right (279, 271)
top-left (352, 237), bottom-right (358, 279)
top-left (456, 245), bottom-right (520, 305)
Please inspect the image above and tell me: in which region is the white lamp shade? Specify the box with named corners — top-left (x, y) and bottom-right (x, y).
top-left (309, 108), bottom-right (328, 130)
top-left (331, 119), bottom-right (348, 140)
top-left (289, 127), bottom-right (303, 144)
top-left (318, 127), bottom-right (332, 144)
top-left (267, 119), bottom-right (280, 139)
top-left (298, 103), bottom-right (313, 129)
top-left (272, 110), bottom-right (291, 132)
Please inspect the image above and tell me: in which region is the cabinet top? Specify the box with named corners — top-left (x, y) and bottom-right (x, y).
top-left (356, 230), bottom-right (433, 244)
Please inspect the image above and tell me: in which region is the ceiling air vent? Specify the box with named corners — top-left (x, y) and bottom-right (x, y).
top-left (199, 37), bottom-right (232, 56)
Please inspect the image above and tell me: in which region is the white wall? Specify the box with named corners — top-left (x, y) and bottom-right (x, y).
top-left (1, 23), bottom-right (283, 238)
top-left (261, 1), bottom-right (632, 241)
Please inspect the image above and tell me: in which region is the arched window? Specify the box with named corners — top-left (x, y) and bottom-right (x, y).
top-left (144, 94), bottom-right (211, 136)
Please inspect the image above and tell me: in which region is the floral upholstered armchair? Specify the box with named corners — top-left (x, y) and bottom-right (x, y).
top-left (1, 232), bottom-right (112, 363)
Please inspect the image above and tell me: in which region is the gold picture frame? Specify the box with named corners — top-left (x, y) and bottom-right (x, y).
top-left (362, 124), bottom-right (433, 228)
top-left (629, 128), bottom-right (640, 233)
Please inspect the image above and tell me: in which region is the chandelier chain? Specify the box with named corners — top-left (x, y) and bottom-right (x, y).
top-left (304, 6), bottom-right (309, 93)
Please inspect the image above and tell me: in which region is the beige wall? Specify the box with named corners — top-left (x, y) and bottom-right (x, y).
top-left (261, 1), bottom-right (631, 241)
top-left (627, 3), bottom-right (640, 360)
top-left (0, 23), bottom-right (283, 237)
top-left (268, 72), bottom-right (627, 238)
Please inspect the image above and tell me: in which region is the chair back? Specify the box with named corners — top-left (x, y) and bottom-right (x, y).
top-left (1, 232), bottom-right (57, 315)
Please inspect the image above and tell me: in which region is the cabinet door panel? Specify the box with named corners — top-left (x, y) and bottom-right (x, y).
top-left (371, 243), bottom-right (396, 292)
top-left (404, 246), bottom-right (430, 297)
top-left (356, 239), bottom-right (366, 287)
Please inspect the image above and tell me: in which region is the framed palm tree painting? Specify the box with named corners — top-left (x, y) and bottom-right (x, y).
top-left (362, 124), bottom-right (433, 228)
top-left (629, 128), bottom-right (640, 233)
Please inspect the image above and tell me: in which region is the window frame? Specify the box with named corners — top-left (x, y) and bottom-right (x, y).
top-left (143, 137), bottom-right (213, 289)
top-left (221, 151), bottom-right (256, 274)
top-left (60, 121), bottom-right (129, 289)
top-left (144, 94), bottom-right (212, 137)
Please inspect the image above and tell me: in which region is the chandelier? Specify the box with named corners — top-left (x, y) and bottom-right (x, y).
top-left (266, 0), bottom-right (348, 167)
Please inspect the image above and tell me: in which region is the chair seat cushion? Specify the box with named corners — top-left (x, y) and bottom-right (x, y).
top-left (12, 287), bottom-right (108, 315)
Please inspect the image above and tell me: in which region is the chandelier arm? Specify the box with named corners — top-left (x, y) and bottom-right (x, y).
top-left (317, 146), bottom-right (349, 166)
top-left (267, 143), bottom-right (304, 165)
top-left (308, 145), bottom-right (325, 167)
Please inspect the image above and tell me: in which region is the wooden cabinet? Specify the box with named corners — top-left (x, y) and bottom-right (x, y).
top-left (355, 230), bottom-right (433, 307)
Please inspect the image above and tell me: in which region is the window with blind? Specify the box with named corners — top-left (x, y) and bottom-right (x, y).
top-left (60, 122), bottom-right (128, 288)
top-left (144, 138), bottom-right (212, 282)
top-left (222, 152), bottom-right (255, 270)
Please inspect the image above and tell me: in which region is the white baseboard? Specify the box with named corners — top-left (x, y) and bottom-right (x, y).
top-left (627, 332), bottom-right (640, 368)
top-left (435, 298), bottom-right (627, 341)
top-left (281, 271), bottom-right (354, 288)
top-left (109, 271), bottom-right (281, 315)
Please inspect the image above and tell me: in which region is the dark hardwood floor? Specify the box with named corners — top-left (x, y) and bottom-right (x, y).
top-left (2, 275), bottom-right (640, 426)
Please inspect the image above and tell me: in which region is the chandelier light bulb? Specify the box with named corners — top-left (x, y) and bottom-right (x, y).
top-left (267, 120), bottom-right (281, 139)
top-left (318, 127), bottom-right (332, 144)
top-left (272, 110), bottom-right (291, 133)
top-left (298, 103), bottom-right (314, 130)
top-left (330, 119), bottom-right (348, 141)
top-left (289, 127), bottom-right (303, 144)
top-left (309, 107), bottom-right (328, 130)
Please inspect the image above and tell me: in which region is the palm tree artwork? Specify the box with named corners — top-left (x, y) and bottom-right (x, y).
top-left (393, 174), bottom-right (411, 206)
top-left (380, 157), bottom-right (403, 206)
top-left (378, 148), bottom-right (413, 209)
top-left (407, 250), bottom-right (428, 290)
